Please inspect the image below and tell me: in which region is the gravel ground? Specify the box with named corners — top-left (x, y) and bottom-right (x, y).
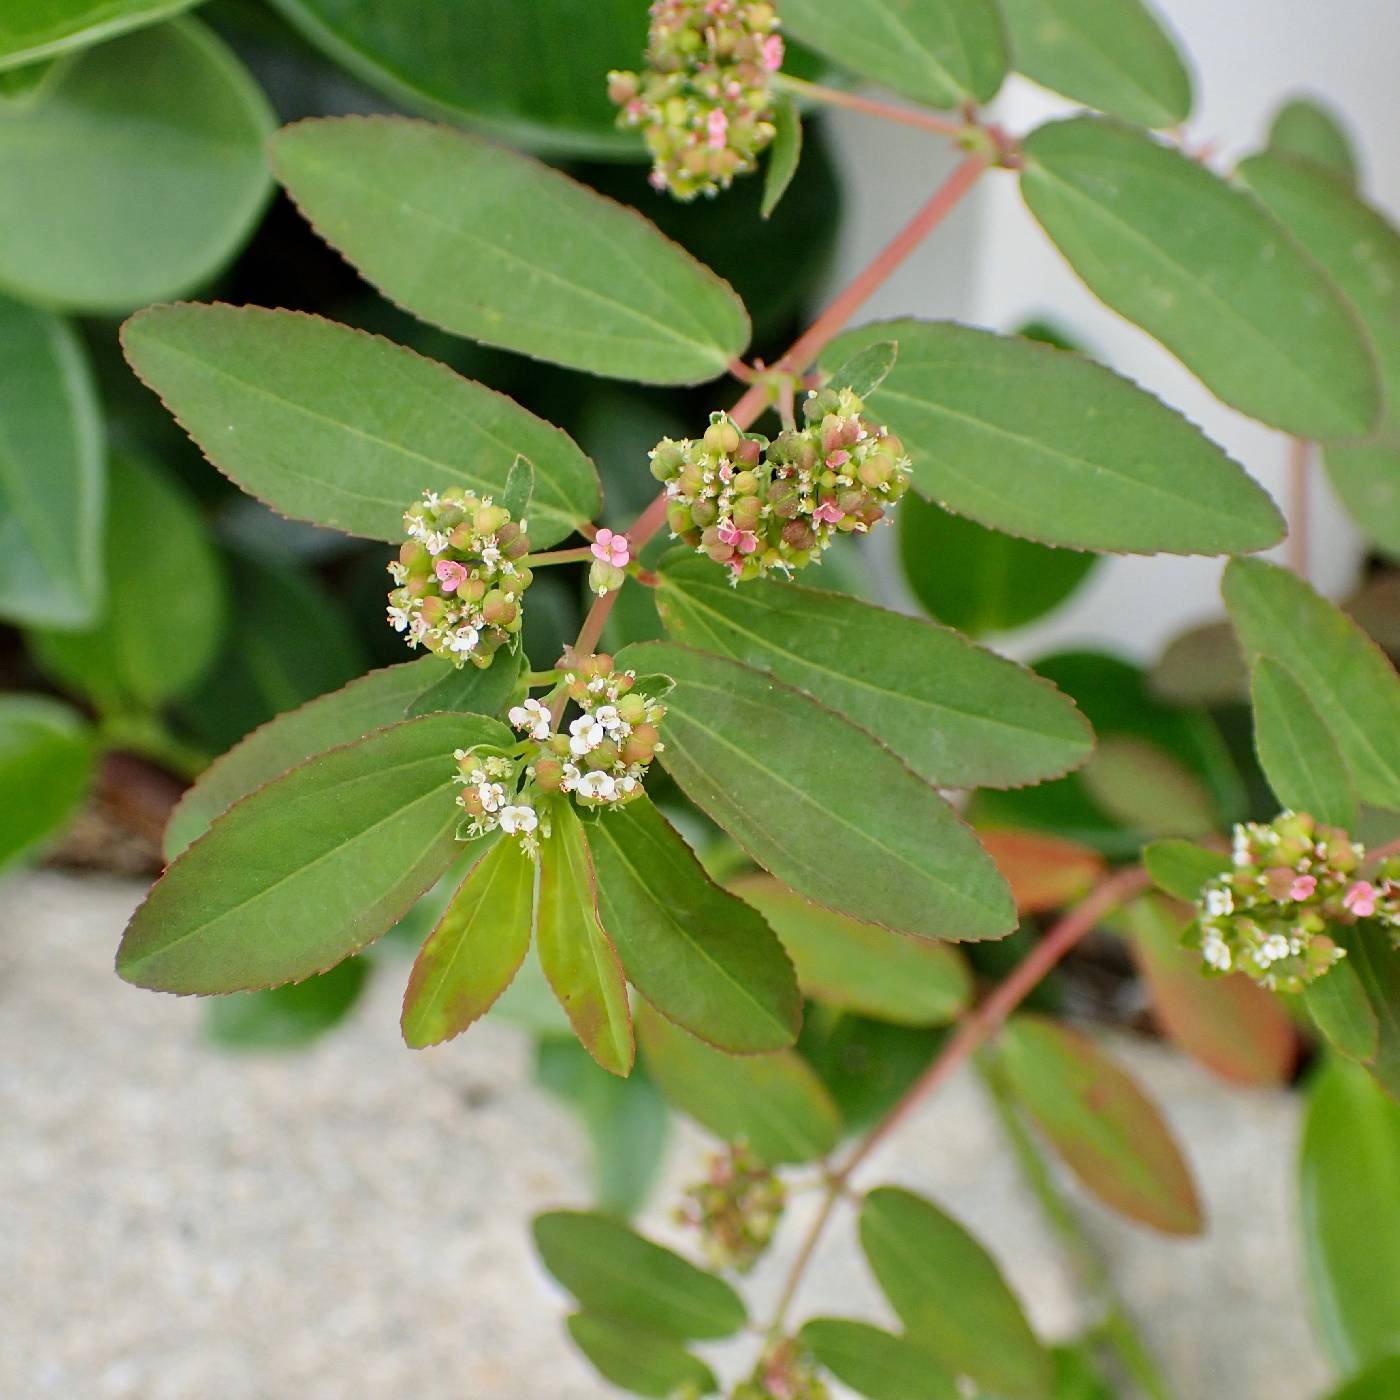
top-left (2, 872), bottom-right (1331, 1399)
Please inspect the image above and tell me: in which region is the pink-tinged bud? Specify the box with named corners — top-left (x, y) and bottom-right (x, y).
top-left (782, 518), bottom-right (815, 551)
top-left (1290, 875), bottom-right (1317, 901)
top-left (419, 595), bottom-right (446, 625)
top-left (482, 590), bottom-right (517, 627)
top-left (826, 449), bottom-right (850, 468)
top-left (707, 540), bottom-right (736, 565)
top-left (461, 577), bottom-right (487, 604)
top-left (534, 757), bottom-right (564, 792)
top-left (691, 498), bottom-right (718, 528)
top-left (731, 495), bottom-right (762, 530)
top-left (736, 438), bottom-right (762, 466)
top-left (762, 34), bottom-right (784, 70)
top-left (1344, 881), bottom-right (1377, 917)
top-left (607, 71), bottom-right (640, 105)
top-left (435, 559), bottom-right (470, 594)
top-left (707, 107), bottom-right (729, 150)
top-left (623, 724), bottom-right (659, 765)
top-left (732, 469), bottom-right (759, 496)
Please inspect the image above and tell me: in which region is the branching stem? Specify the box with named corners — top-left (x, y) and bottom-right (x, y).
top-left (771, 72), bottom-right (968, 138)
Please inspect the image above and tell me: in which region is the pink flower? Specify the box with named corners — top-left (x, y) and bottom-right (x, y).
top-left (762, 34), bottom-right (785, 71)
top-left (812, 500), bottom-right (843, 525)
top-left (826, 449), bottom-right (850, 468)
top-left (1343, 881), bottom-right (1377, 918)
top-left (1290, 875), bottom-right (1317, 901)
top-left (735, 529), bottom-right (759, 555)
top-left (717, 521), bottom-right (741, 546)
top-left (591, 528), bottom-right (630, 568)
top-left (434, 559), bottom-right (469, 593)
top-left (707, 108), bottom-right (729, 150)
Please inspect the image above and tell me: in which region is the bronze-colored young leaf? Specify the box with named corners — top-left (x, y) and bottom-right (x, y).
top-left (976, 829), bottom-right (1106, 914)
top-left (118, 713), bottom-right (507, 994)
top-left (859, 1187), bottom-right (1052, 1400)
top-left (998, 1014), bottom-right (1204, 1234)
top-left (536, 802), bottom-right (634, 1077)
top-left (637, 1003), bottom-right (840, 1165)
top-left (532, 1210), bottom-right (746, 1340)
top-left (565, 1312), bottom-right (718, 1397)
top-left (401, 836), bottom-right (534, 1048)
top-left (798, 1318), bottom-right (959, 1400)
top-left (586, 798), bottom-right (801, 1053)
top-left (615, 642), bottom-right (1016, 944)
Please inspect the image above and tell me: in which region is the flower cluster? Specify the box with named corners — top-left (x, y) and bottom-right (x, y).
top-left (651, 388), bottom-right (912, 582)
top-left (454, 655), bottom-right (667, 855)
top-left (733, 1339), bottom-right (829, 1400)
top-left (387, 489), bottom-right (531, 668)
top-left (1189, 810), bottom-right (1400, 991)
top-left (676, 1144), bottom-right (786, 1274)
top-left (607, 0), bottom-right (783, 201)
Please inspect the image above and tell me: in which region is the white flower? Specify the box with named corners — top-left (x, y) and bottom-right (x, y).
top-left (500, 804), bottom-right (538, 835)
top-left (1204, 886), bottom-right (1234, 918)
top-left (387, 605), bottom-right (412, 633)
top-left (508, 698), bottom-right (551, 741)
top-left (447, 625), bottom-right (480, 655)
top-left (560, 763), bottom-right (581, 792)
top-left (387, 561), bottom-right (408, 585)
top-left (576, 771), bottom-right (617, 802)
top-left (586, 676), bottom-right (607, 694)
top-left (593, 704), bottom-right (630, 739)
top-left (569, 714), bottom-right (605, 756)
top-left (424, 530), bottom-right (451, 556)
top-left (480, 545), bottom-right (502, 568)
top-left (1261, 933), bottom-right (1290, 964)
top-left (476, 781), bottom-right (506, 813)
top-left (422, 491), bottom-right (441, 510)
top-left (1232, 826), bottom-right (1251, 866)
top-left (1202, 936), bottom-right (1232, 971)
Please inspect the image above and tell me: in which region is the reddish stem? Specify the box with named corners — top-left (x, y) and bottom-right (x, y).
top-left (773, 73), bottom-right (968, 138)
top-left (1289, 438), bottom-right (1311, 581)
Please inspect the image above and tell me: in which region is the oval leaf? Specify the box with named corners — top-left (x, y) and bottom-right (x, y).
top-left (204, 958), bottom-right (369, 1050)
top-left (1141, 839), bottom-right (1230, 903)
top-left (1224, 558), bottom-right (1400, 813)
top-left (655, 558), bottom-right (1092, 792)
top-left (0, 0), bottom-right (199, 68)
top-left (761, 97), bottom-right (802, 220)
top-left (1325, 438), bottom-right (1400, 562)
top-left (637, 1003), bottom-right (840, 1165)
top-left (822, 319), bottom-right (1284, 554)
top-left (269, 116), bottom-right (750, 385)
top-left (999, 1014), bottom-right (1205, 1233)
top-left (0, 293), bottom-right (104, 628)
top-left (1080, 735), bottom-right (1218, 837)
top-left (401, 836), bottom-right (534, 1048)
top-left (0, 20), bottom-right (274, 312)
top-left (778, 0), bottom-right (1008, 109)
top-left (1268, 97), bottom-right (1359, 185)
top-left (1332, 921), bottom-right (1400, 1102)
top-left (0, 695), bottom-right (94, 872)
top-left (537, 802), bottom-right (634, 1077)
top-left (1020, 116), bottom-right (1380, 439)
top-left (616, 641), bottom-right (1016, 943)
top-left (118, 712), bottom-right (508, 993)
top-left (532, 1210), bottom-right (746, 1341)
top-left (1304, 957), bottom-right (1381, 1066)
top-left (586, 798), bottom-right (800, 1053)
top-left (1250, 656), bottom-right (1358, 830)
top-left (121, 305), bottom-right (600, 548)
top-left (997, 0), bottom-right (1191, 127)
top-left (1300, 1058), bottom-right (1400, 1372)
top-left (859, 1187), bottom-right (1052, 1400)
top-left (730, 873), bottom-right (972, 1026)
top-left (565, 1312), bottom-right (717, 1398)
top-left (798, 1318), bottom-right (959, 1400)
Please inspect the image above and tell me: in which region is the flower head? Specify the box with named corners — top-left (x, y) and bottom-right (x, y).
top-left (590, 527), bottom-right (631, 568)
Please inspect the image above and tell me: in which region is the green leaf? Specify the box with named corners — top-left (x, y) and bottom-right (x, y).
top-left (825, 338), bottom-right (899, 401)
top-left (265, 0), bottom-right (648, 160)
top-left (798, 1318), bottom-right (959, 1400)
top-left (822, 319), bottom-right (1284, 554)
top-left (0, 695), bottom-right (94, 872)
top-left (761, 97), bottom-right (802, 220)
top-left (0, 293), bottom-right (104, 629)
top-left (1323, 1357), bottom-right (1400, 1400)
top-left (1149, 619), bottom-right (1247, 706)
top-left (0, 19), bottom-right (274, 313)
top-left (1020, 116), bottom-right (1381, 439)
top-left (731, 874), bottom-right (971, 1026)
top-left (165, 654), bottom-right (520, 859)
top-left (998, 1014), bottom-right (1204, 1234)
top-left (1304, 958), bottom-right (1380, 1066)
top-left (637, 1003), bottom-right (841, 1165)
top-left (270, 116), bottom-right (750, 385)
top-left (1250, 656), bottom-right (1358, 830)
top-left (1332, 921), bottom-right (1400, 1101)
top-left (1300, 1058), bottom-right (1400, 1371)
top-left (616, 641), bottom-right (1016, 943)
top-left (996, 0), bottom-right (1191, 127)
top-left (778, 0), bottom-right (1008, 108)
top-left (537, 802), bottom-right (634, 1077)
top-left (1080, 735), bottom-right (1218, 837)
top-left (654, 558), bottom-right (1092, 791)
top-left (30, 453), bottom-right (226, 713)
top-left (1223, 558), bottom-right (1400, 812)
top-left (532, 1210), bottom-right (746, 1340)
top-left (859, 1187), bottom-right (1051, 1400)
top-left (1324, 439), bottom-right (1400, 562)
top-left (203, 958), bottom-right (369, 1050)
top-left (1267, 97), bottom-right (1359, 185)
top-left (1142, 840), bottom-right (1230, 903)
top-left (401, 836), bottom-right (534, 1048)
top-left (1123, 893), bottom-right (1296, 1088)
top-left (585, 798), bottom-right (800, 1053)
top-left (535, 1041), bottom-right (670, 1217)
top-left (565, 1312), bottom-right (717, 1398)
top-left (898, 493), bottom-right (1099, 636)
top-left (0, 57), bottom-right (66, 110)
top-left (0, 0), bottom-right (199, 68)
top-left (117, 712), bottom-right (508, 993)
top-left (121, 304), bottom-right (599, 549)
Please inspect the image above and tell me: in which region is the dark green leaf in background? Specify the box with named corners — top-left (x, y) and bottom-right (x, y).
top-left (0, 57), bottom-right (66, 111)
top-left (270, 117), bottom-right (751, 385)
top-left (565, 1312), bottom-right (718, 1398)
top-left (1080, 735), bottom-right (1218, 838)
top-left (996, 0), bottom-right (1192, 127)
top-left (0, 0), bottom-right (200, 68)
top-left (203, 957), bottom-right (369, 1050)
top-left (823, 319), bottom-right (1284, 554)
top-left (1323, 1357), bottom-right (1400, 1400)
top-left (118, 712), bottom-right (507, 993)
top-left (586, 798), bottom-right (800, 1053)
top-left (533, 1209), bottom-right (746, 1340)
top-left (762, 97), bottom-right (803, 220)
top-left (1021, 116), bottom-right (1380, 439)
top-left (0, 20), bottom-right (274, 312)
top-left (1267, 97), bottom-right (1359, 185)
top-left (121, 305), bottom-right (600, 548)
top-left (617, 642), bottom-right (1017, 943)
top-left (0, 695), bottom-right (95, 872)
top-left (0, 293), bottom-right (104, 629)
top-left (798, 1318), bottom-right (959, 1400)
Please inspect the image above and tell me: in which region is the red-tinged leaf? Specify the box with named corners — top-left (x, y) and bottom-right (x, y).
top-left (537, 802), bottom-right (633, 1077)
top-left (1123, 894), bottom-right (1297, 1087)
top-left (976, 829), bottom-right (1105, 914)
top-left (998, 1014), bottom-right (1205, 1235)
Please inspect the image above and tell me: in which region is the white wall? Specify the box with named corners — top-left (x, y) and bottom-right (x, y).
top-left (819, 0), bottom-right (1400, 662)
